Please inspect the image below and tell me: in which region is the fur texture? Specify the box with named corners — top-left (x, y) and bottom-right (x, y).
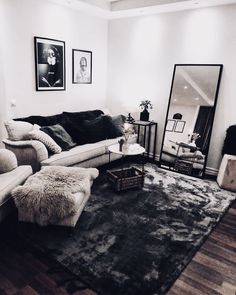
top-left (12, 166), bottom-right (99, 226)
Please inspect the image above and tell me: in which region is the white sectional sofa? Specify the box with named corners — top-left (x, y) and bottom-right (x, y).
top-left (3, 136), bottom-right (136, 172)
top-left (0, 149), bottom-right (32, 223)
top-left (3, 110), bottom-right (137, 172)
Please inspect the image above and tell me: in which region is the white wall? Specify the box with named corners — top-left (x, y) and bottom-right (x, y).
top-left (107, 4), bottom-right (236, 171)
top-left (0, 1), bottom-right (7, 146)
top-left (1, 0), bottom-right (108, 121)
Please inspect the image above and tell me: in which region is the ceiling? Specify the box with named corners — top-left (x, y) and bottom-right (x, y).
top-left (51, 0), bottom-right (236, 18)
top-left (172, 66), bottom-right (221, 106)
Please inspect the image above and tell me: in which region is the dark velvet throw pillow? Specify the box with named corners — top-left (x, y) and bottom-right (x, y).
top-left (110, 114), bottom-right (126, 137)
top-left (62, 115), bottom-right (122, 145)
top-left (82, 115), bottom-right (122, 144)
top-left (63, 110), bottom-right (104, 125)
top-left (62, 122), bottom-right (87, 145)
top-left (40, 124), bottom-right (76, 151)
top-left (82, 116), bottom-right (110, 143)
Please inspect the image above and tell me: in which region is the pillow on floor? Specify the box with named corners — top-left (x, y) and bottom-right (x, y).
top-left (28, 130), bottom-right (61, 154)
top-left (40, 124), bottom-right (76, 151)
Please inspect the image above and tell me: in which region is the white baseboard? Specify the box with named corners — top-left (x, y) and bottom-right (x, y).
top-left (151, 153), bottom-right (218, 177)
top-left (205, 167), bottom-right (218, 176)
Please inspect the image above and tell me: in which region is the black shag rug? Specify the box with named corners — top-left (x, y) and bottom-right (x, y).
top-left (15, 163), bottom-right (235, 295)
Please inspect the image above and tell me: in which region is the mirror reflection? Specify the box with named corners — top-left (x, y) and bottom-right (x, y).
top-left (160, 64), bottom-right (223, 178)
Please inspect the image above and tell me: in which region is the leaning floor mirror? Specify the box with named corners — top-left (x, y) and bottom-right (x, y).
top-left (159, 64), bottom-right (223, 178)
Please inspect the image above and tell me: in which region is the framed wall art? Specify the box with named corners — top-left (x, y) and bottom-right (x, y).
top-left (174, 120), bottom-right (186, 133)
top-left (34, 37), bottom-right (65, 91)
top-left (166, 119), bottom-right (176, 132)
top-left (72, 49), bottom-right (92, 84)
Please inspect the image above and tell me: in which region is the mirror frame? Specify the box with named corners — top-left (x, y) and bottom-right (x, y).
top-left (159, 64), bottom-right (223, 178)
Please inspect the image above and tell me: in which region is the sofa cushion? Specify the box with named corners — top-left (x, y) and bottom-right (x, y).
top-left (40, 124), bottom-right (76, 151)
top-left (110, 115), bottom-right (126, 136)
top-left (41, 141), bottom-right (106, 167)
top-left (29, 130), bottom-right (62, 154)
top-left (64, 115), bottom-right (125, 145)
top-left (4, 120), bottom-right (33, 141)
top-left (61, 119), bottom-right (88, 145)
top-left (0, 165), bottom-right (32, 207)
top-left (0, 149), bottom-right (18, 174)
top-left (82, 115), bottom-right (120, 144)
top-left (41, 136), bottom-right (137, 167)
top-left (62, 114), bottom-right (116, 145)
top-left (62, 110), bottom-right (104, 125)
top-left (14, 113), bottom-right (65, 127)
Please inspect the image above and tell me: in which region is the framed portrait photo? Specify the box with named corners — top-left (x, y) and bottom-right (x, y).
top-left (166, 119), bottom-right (176, 132)
top-left (34, 37), bottom-right (65, 91)
top-left (72, 49), bottom-right (92, 84)
top-left (174, 120), bottom-right (186, 133)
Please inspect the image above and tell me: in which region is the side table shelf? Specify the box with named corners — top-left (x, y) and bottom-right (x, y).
top-left (131, 120), bottom-right (157, 161)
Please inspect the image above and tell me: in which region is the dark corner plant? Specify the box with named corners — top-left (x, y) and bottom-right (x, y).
top-left (139, 100), bottom-right (153, 110)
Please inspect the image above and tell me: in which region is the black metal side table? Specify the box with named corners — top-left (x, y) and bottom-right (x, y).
top-left (131, 120), bottom-right (158, 161)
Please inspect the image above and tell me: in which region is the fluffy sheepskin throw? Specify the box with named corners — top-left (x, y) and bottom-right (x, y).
top-left (12, 166), bottom-right (99, 226)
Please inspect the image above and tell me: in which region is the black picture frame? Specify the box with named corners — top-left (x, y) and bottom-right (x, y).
top-left (72, 49), bottom-right (92, 84)
top-left (34, 37), bottom-right (65, 91)
top-left (159, 64), bottom-right (223, 178)
top-left (174, 120), bottom-right (186, 133)
top-left (166, 119), bottom-right (176, 132)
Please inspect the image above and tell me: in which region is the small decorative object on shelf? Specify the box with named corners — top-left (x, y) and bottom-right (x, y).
top-left (126, 113), bottom-right (135, 123)
top-left (139, 99), bottom-right (153, 121)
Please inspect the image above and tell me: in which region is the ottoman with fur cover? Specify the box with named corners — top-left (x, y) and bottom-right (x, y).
top-left (11, 166), bottom-right (99, 227)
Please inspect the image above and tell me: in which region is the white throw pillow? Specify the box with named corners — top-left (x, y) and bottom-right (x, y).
top-left (4, 120), bottom-right (33, 141)
top-left (0, 149), bottom-right (18, 174)
top-left (33, 124), bottom-right (41, 130)
top-left (28, 130), bottom-right (62, 154)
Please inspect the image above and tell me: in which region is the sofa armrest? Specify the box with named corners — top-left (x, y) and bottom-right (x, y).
top-left (2, 139), bottom-right (48, 172)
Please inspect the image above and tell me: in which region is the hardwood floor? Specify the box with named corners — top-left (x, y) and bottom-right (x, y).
top-left (167, 200), bottom-right (236, 295)
top-left (0, 201), bottom-right (235, 295)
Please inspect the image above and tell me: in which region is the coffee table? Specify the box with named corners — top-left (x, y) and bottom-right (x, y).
top-left (108, 143), bottom-right (145, 158)
top-left (107, 143), bottom-right (146, 191)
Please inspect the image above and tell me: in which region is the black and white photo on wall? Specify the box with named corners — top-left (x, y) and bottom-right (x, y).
top-left (174, 120), bottom-right (186, 133)
top-left (72, 49), bottom-right (92, 84)
top-left (166, 119), bottom-right (176, 132)
top-left (34, 37), bottom-right (65, 91)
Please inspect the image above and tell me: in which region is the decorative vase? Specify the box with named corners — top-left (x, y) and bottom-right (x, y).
top-left (123, 142), bottom-right (129, 153)
top-left (140, 107), bottom-right (149, 121)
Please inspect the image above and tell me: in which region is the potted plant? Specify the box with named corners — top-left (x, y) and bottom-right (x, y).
top-left (139, 100), bottom-right (153, 121)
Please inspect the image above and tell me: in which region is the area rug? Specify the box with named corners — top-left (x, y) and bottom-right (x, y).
top-left (16, 163), bottom-right (235, 295)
